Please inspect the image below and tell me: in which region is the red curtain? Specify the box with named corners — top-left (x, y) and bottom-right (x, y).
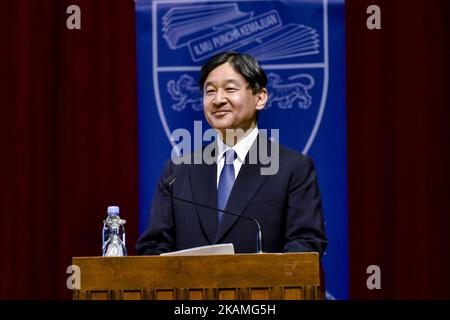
top-left (0, 0), bottom-right (138, 299)
top-left (347, 0), bottom-right (450, 299)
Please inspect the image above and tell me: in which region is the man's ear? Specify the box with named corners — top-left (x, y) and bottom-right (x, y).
top-left (255, 88), bottom-right (268, 111)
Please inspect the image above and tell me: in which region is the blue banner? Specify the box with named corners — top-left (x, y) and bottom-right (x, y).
top-left (136, 0), bottom-right (347, 299)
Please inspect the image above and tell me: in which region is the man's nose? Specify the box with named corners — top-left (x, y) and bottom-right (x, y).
top-left (213, 90), bottom-right (227, 105)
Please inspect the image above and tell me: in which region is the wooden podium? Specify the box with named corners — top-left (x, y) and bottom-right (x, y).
top-left (72, 253), bottom-right (323, 300)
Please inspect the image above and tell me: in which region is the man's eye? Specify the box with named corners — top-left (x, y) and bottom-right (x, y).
top-left (226, 88), bottom-right (237, 92)
top-left (205, 89), bottom-right (215, 94)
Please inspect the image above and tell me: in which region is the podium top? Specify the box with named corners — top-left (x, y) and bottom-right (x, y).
top-left (72, 252), bottom-right (320, 291)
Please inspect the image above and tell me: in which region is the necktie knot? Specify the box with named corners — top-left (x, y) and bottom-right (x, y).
top-left (224, 149), bottom-right (236, 164)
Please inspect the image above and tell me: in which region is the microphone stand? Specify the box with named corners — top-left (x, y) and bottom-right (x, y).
top-left (161, 179), bottom-right (264, 254)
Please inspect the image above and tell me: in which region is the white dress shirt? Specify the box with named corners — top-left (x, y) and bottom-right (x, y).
top-left (216, 127), bottom-right (259, 188)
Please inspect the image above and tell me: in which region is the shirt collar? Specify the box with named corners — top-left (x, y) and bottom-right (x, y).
top-left (217, 126), bottom-right (259, 162)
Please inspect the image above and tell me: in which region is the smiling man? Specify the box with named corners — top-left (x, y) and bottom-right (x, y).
top-left (136, 51), bottom-right (327, 255)
top-left (201, 53), bottom-right (267, 146)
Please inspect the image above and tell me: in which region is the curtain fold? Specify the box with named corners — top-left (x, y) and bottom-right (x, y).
top-left (0, 0), bottom-right (139, 299)
top-left (347, 0), bottom-right (450, 299)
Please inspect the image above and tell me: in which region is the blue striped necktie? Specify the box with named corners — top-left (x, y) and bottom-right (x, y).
top-left (217, 149), bottom-right (236, 224)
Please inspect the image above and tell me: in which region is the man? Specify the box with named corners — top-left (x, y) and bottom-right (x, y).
top-left (136, 52), bottom-right (327, 255)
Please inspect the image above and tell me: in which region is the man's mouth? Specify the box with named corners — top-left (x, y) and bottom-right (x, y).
top-left (213, 110), bottom-right (231, 116)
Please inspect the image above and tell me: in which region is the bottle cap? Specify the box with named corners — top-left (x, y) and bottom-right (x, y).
top-left (107, 206), bottom-right (120, 216)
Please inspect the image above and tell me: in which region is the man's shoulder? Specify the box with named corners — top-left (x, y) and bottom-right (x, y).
top-left (262, 135), bottom-right (312, 164)
top-left (278, 143), bottom-right (311, 162)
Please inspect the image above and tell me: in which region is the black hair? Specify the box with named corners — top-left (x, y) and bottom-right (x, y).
top-left (199, 51), bottom-right (267, 94)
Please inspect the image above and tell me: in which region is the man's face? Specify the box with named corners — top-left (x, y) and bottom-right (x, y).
top-left (203, 62), bottom-right (267, 133)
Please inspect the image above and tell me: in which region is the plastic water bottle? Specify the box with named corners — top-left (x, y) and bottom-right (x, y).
top-left (102, 206), bottom-right (127, 257)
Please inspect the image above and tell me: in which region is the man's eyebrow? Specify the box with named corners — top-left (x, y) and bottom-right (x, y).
top-left (204, 79), bottom-right (242, 88)
top-left (203, 80), bottom-right (214, 88)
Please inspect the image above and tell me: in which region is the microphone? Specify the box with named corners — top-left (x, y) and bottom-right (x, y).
top-left (160, 175), bottom-right (264, 253)
top-left (161, 175), bottom-right (176, 189)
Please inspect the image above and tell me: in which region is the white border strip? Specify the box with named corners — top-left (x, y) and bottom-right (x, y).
top-left (157, 63), bottom-right (326, 72)
top-left (302, 0), bottom-right (328, 154)
top-left (153, 1), bottom-right (180, 152)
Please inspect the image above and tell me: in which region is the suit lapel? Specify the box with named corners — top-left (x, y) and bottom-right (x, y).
top-left (214, 134), bottom-right (270, 243)
top-left (189, 148), bottom-right (218, 244)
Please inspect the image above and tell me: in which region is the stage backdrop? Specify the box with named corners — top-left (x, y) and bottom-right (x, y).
top-left (136, 0), bottom-right (347, 299)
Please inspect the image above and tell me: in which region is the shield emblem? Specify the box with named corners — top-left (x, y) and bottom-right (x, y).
top-left (152, 0), bottom-right (329, 154)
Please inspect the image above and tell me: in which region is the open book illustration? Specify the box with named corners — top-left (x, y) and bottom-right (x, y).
top-left (160, 243), bottom-right (235, 256)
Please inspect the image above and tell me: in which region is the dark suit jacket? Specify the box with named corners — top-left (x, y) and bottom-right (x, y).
top-left (136, 134), bottom-right (327, 256)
